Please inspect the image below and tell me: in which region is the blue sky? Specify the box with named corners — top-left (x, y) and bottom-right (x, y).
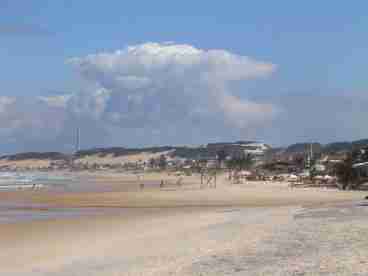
top-left (1, 1), bottom-right (368, 152)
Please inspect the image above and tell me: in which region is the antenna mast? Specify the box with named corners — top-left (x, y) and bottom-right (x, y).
top-left (75, 127), bottom-right (80, 153)
top-left (310, 143), bottom-right (313, 160)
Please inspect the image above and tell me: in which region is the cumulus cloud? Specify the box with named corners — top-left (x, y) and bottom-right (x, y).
top-left (219, 94), bottom-right (276, 129)
top-left (0, 43), bottom-right (279, 152)
top-left (3, 42), bottom-right (367, 152)
top-left (67, 88), bottom-right (111, 120)
top-left (67, 42), bottom-right (278, 130)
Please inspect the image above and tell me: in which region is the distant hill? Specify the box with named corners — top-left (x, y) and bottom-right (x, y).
top-left (352, 139), bottom-right (368, 148)
top-left (207, 141), bottom-right (258, 147)
top-left (1, 139), bottom-right (368, 162)
top-left (283, 139), bottom-right (368, 156)
top-left (0, 141), bottom-right (265, 163)
top-left (285, 143), bottom-right (322, 154)
top-left (0, 152), bottom-right (68, 161)
top-left (172, 146), bottom-right (213, 159)
top-left (75, 146), bottom-right (174, 158)
top-left (322, 139), bottom-right (368, 154)
top-left (323, 142), bottom-right (352, 154)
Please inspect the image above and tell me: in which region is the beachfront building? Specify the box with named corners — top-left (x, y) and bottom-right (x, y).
top-left (353, 161), bottom-right (368, 180)
top-left (207, 141), bottom-right (270, 163)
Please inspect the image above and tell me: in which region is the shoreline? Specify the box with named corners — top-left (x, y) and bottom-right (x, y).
top-left (1, 172), bottom-right (367, 275)
top-left (0, 185), bottom-right (363, 208)
top-left (0, 172), bottom-right (364, 224)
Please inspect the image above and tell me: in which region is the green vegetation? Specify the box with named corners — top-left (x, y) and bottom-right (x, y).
top-left (226, 154), bottom-right (254, 171)
top-left (334, 154), bottom-right (358, 190)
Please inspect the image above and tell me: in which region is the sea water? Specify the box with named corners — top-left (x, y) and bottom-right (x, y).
top-left (0, 171), bottom-right (75, 191)
top-left (0, 172), bottom-right (116, 223)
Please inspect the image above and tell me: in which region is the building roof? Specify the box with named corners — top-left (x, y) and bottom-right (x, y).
top-left (352, 161), bottom-right (368, 168)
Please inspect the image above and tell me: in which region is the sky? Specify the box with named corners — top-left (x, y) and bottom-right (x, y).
top-left (1, 1), bottom-right (368, 153)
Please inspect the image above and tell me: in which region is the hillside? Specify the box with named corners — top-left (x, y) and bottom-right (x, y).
top-left (284, 143), bottom-right (322, 154)
top-left (75, 146), bottom-right (174, 158)
top-left (1, 139), bottom-right (368, 166)
top-left (0, 152), bottom-right (68, 161)
top-left (323, 142), bottom-right (352, 153)
top-left (284, 139), bottom-right (368, 156)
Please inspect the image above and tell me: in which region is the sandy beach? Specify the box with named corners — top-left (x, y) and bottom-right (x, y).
top-left (1, 172), bottom-right (367, 275)
top-left (3, 3), bottom-right (368, 275)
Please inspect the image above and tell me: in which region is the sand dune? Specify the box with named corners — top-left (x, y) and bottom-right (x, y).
top-left (75, 150), bottom-right (174, 165)
top-left (0, 158), bottom-right (52, 169)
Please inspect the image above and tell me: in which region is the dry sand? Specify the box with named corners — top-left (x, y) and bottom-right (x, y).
top-left (1, 172), bottom-right (367, 275)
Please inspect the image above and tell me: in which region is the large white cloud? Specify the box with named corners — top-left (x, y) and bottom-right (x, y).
top-left (0, 43), bottom-right (279, 152)
top-left (67, 42), bottom-right (278, 130)
top-left (2, 43), bottom-right (368, 152)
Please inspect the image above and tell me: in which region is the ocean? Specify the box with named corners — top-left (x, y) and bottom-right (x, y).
top-left (0, 171), bottom-right (75, 191)
top-left (0, 171), bottom-right (125, 223)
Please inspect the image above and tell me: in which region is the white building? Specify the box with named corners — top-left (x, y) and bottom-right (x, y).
top-left (239, 142), bottom-right (270, 156)
top-left (207, 141), bottom-right (270, 162)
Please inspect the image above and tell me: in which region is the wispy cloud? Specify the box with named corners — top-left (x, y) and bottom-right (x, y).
top-left (0, 24), bottom-right (53, 37)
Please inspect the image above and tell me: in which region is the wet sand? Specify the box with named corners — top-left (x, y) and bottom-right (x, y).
top-left (0, 172), bottom-right (363, 208)
top-left (0, 172), bottom-right (367, 275)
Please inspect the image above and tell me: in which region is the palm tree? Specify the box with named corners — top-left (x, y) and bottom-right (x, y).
top-left (216, 149), bottom-right (227, 169)
top-left (227, 154), bottom-right (254, 171)
top-left (148, 157), bottom-right (155, 168)
top-left (158, 154), bottom-right (167, 170)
